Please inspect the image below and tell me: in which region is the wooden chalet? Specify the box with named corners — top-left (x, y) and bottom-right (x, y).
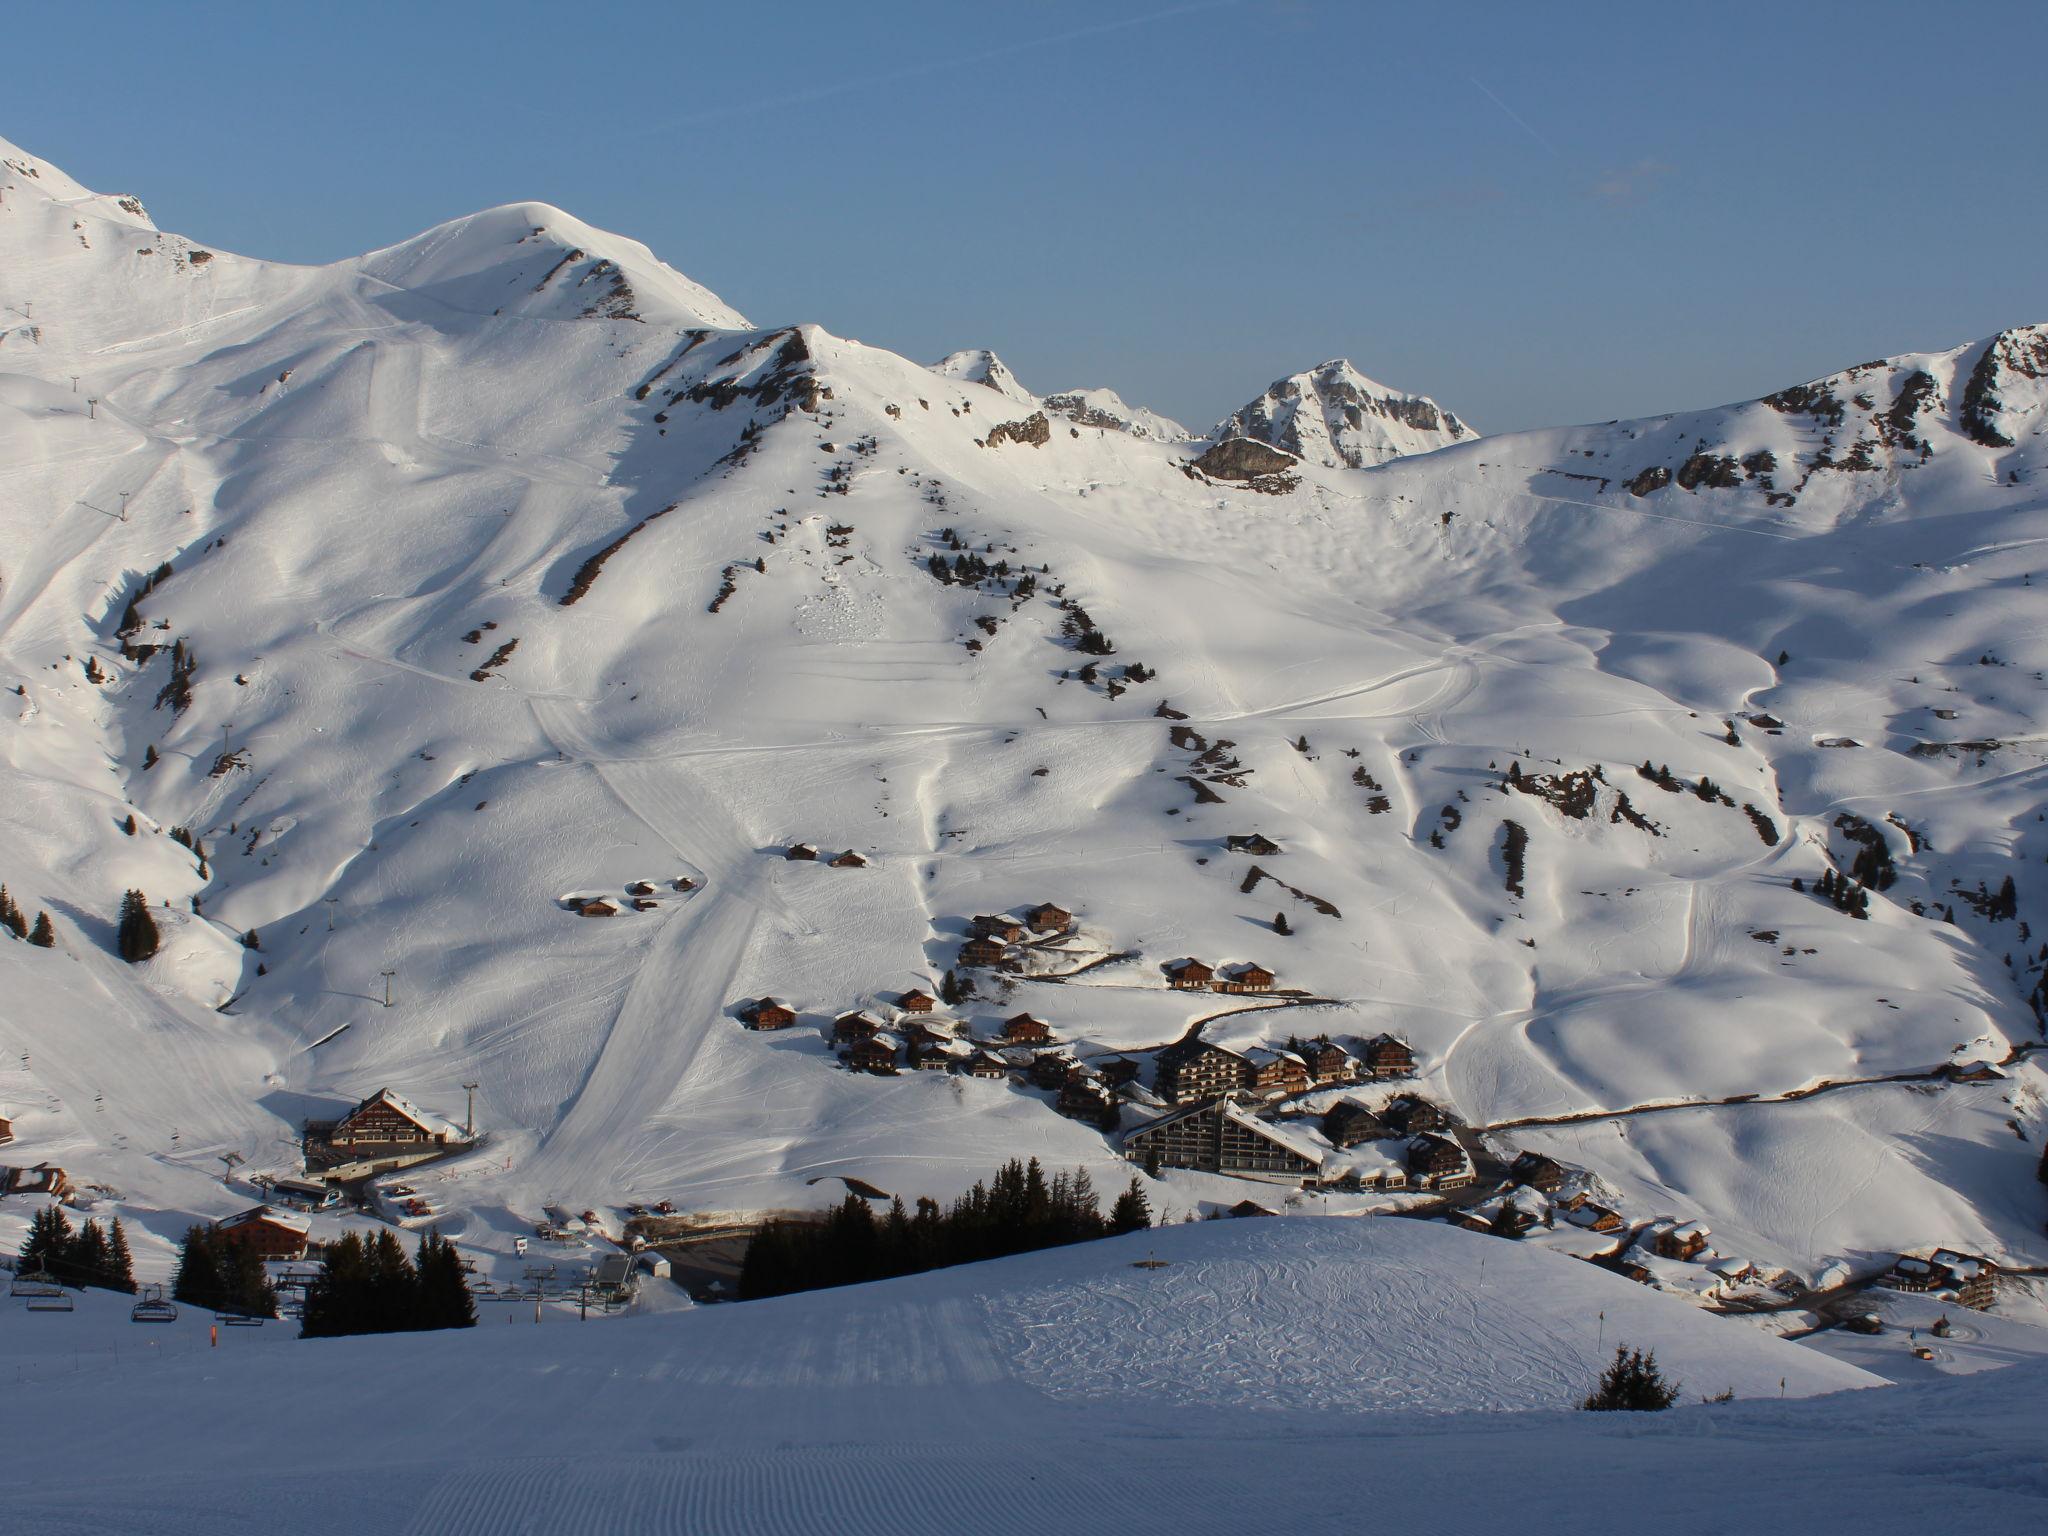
top-left (577, 898), bottom-right (619, 918)
top-left (1056, 1076), bottom-right (1118, 1126)
top-left (1122, 1094), bottom-right (1323, 1182)
top-left (958, 936), bottom-right (1012, 969)
top-left (1321, 1100), bottom-right (1390, 1148)
top-left (963, 1052), bottom-right (1009, 1079)
top-left (627, 880), bottom-right (657, 896)
top-left (1028, 1051), bottom-right (1076, 1090)
top-left (1097, 1057), bottom-right (1142, 1087)
top-left (1652, 1221), bottom-right (1711, 1262)
top-left (1567, 1203), bottom-right (1624, 1233)
top-left (1884, 1250), bottom-right (1997, 1309)
top-left (741, 997), bottom-right (797, 1031)
top-left (0, 1162), bottom-right (70, 1199)
top-left (910, 1040), bottom-right (958, 1072)
top-left (827, 850), bottom-right (868, 869)
top-left (1023, 902), bottom-right (1072, 933)
top-left (1361, 1033), bottom-right (1416, 1078)
top-left (1153, 1039), bottom-right (1255, 1103)
top-left (1226, 833), bottom-right (1281, 856)
top-left (1228, 1199), bottom-right (1277, 1218)
top-left (969, 915), bottom-right (1027, 943)
top-left (1405, 1133), bottom-right (1470, 1186)
top-left (1164, 957), bottom-right (1215, 991)
top-left (1215, 962), bottom-right (1276, 995)
top-left (1382, 1094), bottom-right (1447, 1136)
top-left (845, 1036), bottom-right (898, 1074)
top-left (0, 1112), bottom-right (12, 1147)
top-left (215, 1205), bottom-right (311, 1262)
top-left (832, 1011), bottom-right (884, 1044)
top-left (897, 989), bottom-right (938, 1015)
top-left (324, 1089), bottom-right (451, 1152)
top-left (1000, 1013), bottom-right (1052, 1045)
top-left (785, 843), bottom-right (819, 861)
top-left (1246, 1047), bottom-right (1309, 1097)
top-left (1298, 1037), bottom-right (1359, 1085)
top-left (1509, 1151), bottom-right (1567, 1193)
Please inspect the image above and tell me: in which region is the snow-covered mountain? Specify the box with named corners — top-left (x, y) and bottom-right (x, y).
top-left (1211, 357), bottom-right (1476, 468)
top-left (1, 129), bottom-right (2045, 1295)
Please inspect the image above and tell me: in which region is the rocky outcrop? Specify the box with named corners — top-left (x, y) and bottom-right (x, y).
top-left (984, 412), bottom-right (1050, 449)
top-left (1193, 438), bottom-right (1298, 480)
top-left (1213, 359), bottom-right (1475, 470)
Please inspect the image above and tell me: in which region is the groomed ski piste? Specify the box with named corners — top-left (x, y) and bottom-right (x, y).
top-left (2, 125), bottom-right (2048, 1507)
top-left (22, 1216), bottom-right (2048, 1536)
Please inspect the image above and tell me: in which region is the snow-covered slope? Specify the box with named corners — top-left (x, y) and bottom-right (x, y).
top-left (1, 128), bottom-right (2046, 1294)
top-left (11, 1217), bottom-right (1979, 1536)
top-left (1211, 357), bottom-right (1476, 467)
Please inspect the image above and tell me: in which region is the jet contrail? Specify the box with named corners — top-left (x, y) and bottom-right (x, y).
top-left (643, 1), bottom-right (1244, 132)
top-left (1468, 75), bottom-right (1561, 157)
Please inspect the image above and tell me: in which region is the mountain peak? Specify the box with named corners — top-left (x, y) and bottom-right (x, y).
top-left (927, 348), bottom-right (1037, 405)
top-left (1214, 358), bottom-right (1476, 469)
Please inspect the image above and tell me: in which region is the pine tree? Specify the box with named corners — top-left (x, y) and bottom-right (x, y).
top-left (143, 744), bottom-right (159, 769)
top-left (415, 1230), bottom-right (478, 1331)
top-left (26, 912), bottom-right (53, 948)
top-left (117, 888), bottom-right (160, 962)
top-left (1108, 1178), bottom-right (1152, 1234)
top-left (108, 1217), bottom-right (138, 1293)
top-left (71, 1219), bottom-right (112, 1289)
top-left (172, 1225), bottom-right (226, 1310)
top-left (1274, 911), bottom-right (1291, 936)
top-left (0, 885), bottom-right (24, 940)
top-left (121, 813), bottom-right (137, 835)
top-left (1582, 1345), bottom-right (1680, 1411)
top-left (18, 1205), bottom-right (73, 1276)
top-left (1143, 1144), bottom-right (1164, 1180)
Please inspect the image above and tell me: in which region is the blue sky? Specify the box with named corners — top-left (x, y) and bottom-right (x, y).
top-left (10, 2), bottom-right (2042, 433)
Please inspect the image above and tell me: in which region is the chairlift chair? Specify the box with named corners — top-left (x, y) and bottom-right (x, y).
top-left (220, 1311), bottom-right (266, 1327)
top-left (131, 1283), bottom-right (179, 1323)
top-left (26, 1290), bottom-right (74, 1312)
top-left (10, 1269), bottom-right (62, 1298)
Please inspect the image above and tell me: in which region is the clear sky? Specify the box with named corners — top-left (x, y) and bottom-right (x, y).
top-left (9, 1), bottom-right (2042, 435)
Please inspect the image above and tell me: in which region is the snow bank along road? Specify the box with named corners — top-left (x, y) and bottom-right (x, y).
top-left (19, 1219), bottom-right (2042, 1536)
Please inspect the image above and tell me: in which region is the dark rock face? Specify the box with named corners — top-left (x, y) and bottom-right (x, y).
top-left (1192, 437), bottom-right (1299, 480)
top-left (1960, 328), bottom-right (2048, 448)
top-left (984, 412), bottom-right (1050, 449)
top-left (1626, 464), bottom-right (1672, 497)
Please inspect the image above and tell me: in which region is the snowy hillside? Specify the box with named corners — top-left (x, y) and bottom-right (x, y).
top-left (1, 129), bottom-right (2046, 1296)
top-left (16, 1216), bottom-right (1999, 1536)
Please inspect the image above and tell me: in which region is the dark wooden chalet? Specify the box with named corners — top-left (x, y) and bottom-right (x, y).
top-left (1029, 1051), bottom-right (1076, 1090)
top-left (1226, 833), bottom-right (1281, 856)
top-left (845, 1036), bottom-right (898, 1074)
top-left (1362, 1034), bottom-right (1416, 1078)
top-left (1228, 1199), bottom-right (1277, 1218)
top-left (1652, 1221), bottom-right (1711, 1261)
top-left (897, 989), bottom-right (938, 1015)
top-left (1057, 1076), bottom-right (1118, 1125)
top-left (578, 899), bottom-right (619, 918)
top-left (1321, 1100), bottom-right (1391, 1148)
top-left (964, 1052), bottom-right (1009, 1079)
top-left (1382, 1094), bottom-right (1447, 1136)
top-left (1298, 1037), bottom-right (1358, 1085)
top-left (1001, 1013), bottom-right (1052, 1045)
top-left (785, 843), bottom-right (819, 860)
top-left (832, 1011), bottom-right (884, 1044)
top-left (958, 936), bottom-right (1012, 969)
top-left (1405, 1133), bottom-right (1468, 1184)
top-left (1509, 1151), bottom-right (1568, 1193)
top-left (325, 1089), bottom-right (450, 1151)
top-left (742, 997), bottom-right (798, 1031)
top-left (1097, 1057), bottom-right (1142, 1087)
top-left (215, 1205), bottom-right (311, 1262)
top-left (1164, 958), bottom-right (1215, 991)
top-left (1246, 1047), bottom-right (1309, 1097)
top-left (0, 1113), bottom-right (12, 1147)
top-left (1023, 902), bottom-right (1072, 933)
top-left (1153, 1040), bottom-right (1255, 1103)
top-left (1122, 1094), bottom-right (1323, 1181)
top-left (627, 880), bottom-right (657, 896)
top-left (0, 1162), bottom-right (70, 1199)
top-left (827, 850), bottom-right (868, 869)
top-left (1215, 962), bottom-right (1276, 995)
top-left (969, 915), bottom-right (1027, 942)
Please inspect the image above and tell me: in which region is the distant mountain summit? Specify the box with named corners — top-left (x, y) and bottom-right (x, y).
top-left (1213, 359), bottom-right (1475, 468)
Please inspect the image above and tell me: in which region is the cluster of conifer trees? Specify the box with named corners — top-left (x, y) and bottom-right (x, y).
top-left (299, 1229), bottom-right (476, 1338)
top-left (0, 883), bottom-right (54, 947)
top-left (18, 1207), bottom-right (137, 1291)
top-left (740, 1158), bottom-right (1152, 1300)
top-left (117, 888), bottom-right (161, 961)
top-left (172, 1224), bottom-right (278, 1317)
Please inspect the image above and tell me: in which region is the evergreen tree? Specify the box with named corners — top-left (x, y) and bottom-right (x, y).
top-left (172, 1226), bottom-right (224, 1308)
top-left (1582, 1345), bottom-right (1680, 1411)
top-left (0, 885), bottom-right (24, 940)
top-left (415, 1230), bottom-right (478, 1331)
top-left (1274, 911), bottom-right (1291, 936)
top-left (1108, 1178), bottom-right (1153, 1235)
top-left (26, 912), bottom-right (53, 947)
top-left (1143, 1144), bottom-right (1164, 1180)
top-left (117, 888), bottom-right (160, 962)
top-left (18, 1205), bottom-right (73, 1275)
top-left (121, 813), bottom-right (137, 836)
top-left (108, 1217), bottom-right (138, 1293)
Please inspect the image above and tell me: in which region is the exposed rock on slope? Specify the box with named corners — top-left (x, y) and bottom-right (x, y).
top-left (1213, 358), bottom-right (1475, 468)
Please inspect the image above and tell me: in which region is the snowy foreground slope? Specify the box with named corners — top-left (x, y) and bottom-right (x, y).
top-left (1, 130), bottom-right (2046, 1289)
top-left (28, 1219), bottom-right (2041, 1536)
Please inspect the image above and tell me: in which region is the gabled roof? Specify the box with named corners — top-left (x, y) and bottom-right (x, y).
top-left (221, 1204), bottom-right (311, 1235)
top-left (341, 1087), bottom-right (443, 1137)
